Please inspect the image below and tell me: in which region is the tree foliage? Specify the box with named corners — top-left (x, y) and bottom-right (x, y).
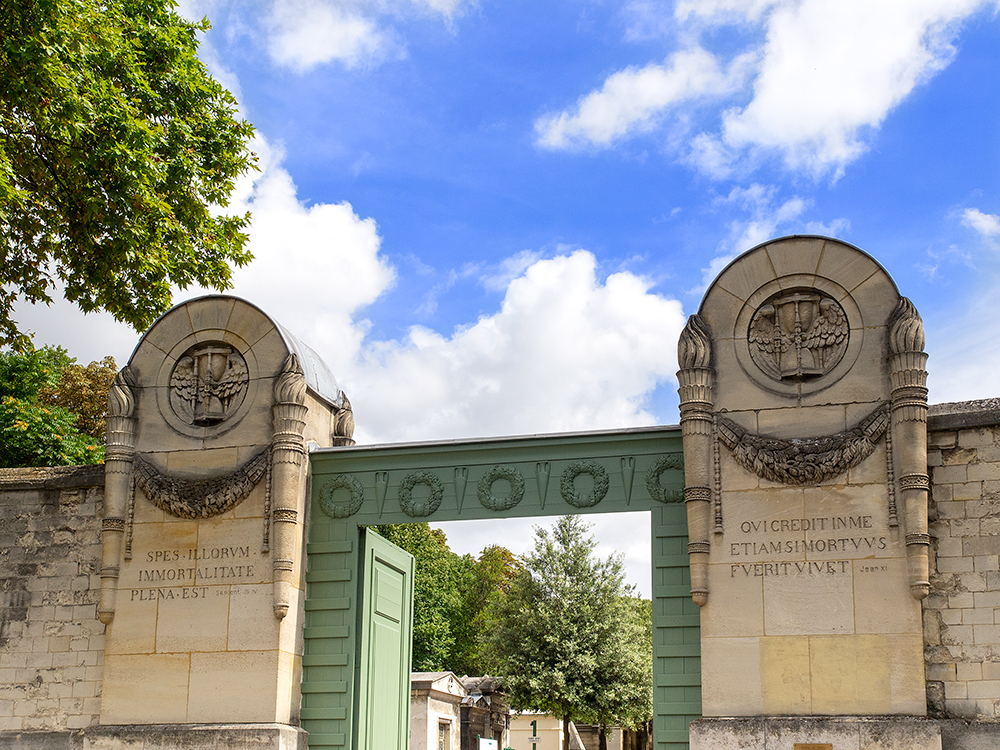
top-left (372, 524), bottom-right (521, 677)
top-left (0, 0), bottom-right (256, 349)
top-left (373, 523), bottom-right (476, 673)
top-left (0, 345), bottom-right (106, 466)
top-left (38, 354), bottom-right (117, 438)
top-left (586, 595), bottom-right (653, 746)
top-left (484, 516), bottom-right (651, 750)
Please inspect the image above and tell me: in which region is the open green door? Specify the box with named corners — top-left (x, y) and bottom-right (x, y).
top-left (355, 529), bottom-right (415, 750)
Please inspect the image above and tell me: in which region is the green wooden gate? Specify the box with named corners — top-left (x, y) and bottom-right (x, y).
top-left (356, 530), bottom-right (414, 750)
top-left (302, 426), bottom-right (700, 750)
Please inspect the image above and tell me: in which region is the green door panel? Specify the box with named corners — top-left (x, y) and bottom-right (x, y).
top-left (356, 529), bottom-right (414, 750)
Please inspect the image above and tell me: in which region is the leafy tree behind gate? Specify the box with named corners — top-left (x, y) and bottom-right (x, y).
top-left (484, 515), bottom-right (651, 750)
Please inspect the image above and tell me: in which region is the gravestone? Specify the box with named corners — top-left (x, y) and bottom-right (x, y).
top-left (682, 237), bottom-right (940, 749)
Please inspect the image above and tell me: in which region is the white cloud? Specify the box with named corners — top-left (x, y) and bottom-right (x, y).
top-left (544, 0), bottom-right (990, 179)
top-left (266, 1), bottom-right (391, 71)
top-left (348, 251), bottom-right (686, 443)
top-left (535, 48), bottom-right (746, 149)
top-left (962, 208), bottom-right (1000, 241)
top-left (264, 0), bottom-right (469, 71)
top-left (719, 0), bottom-right (984, 177)
top-left (696, 183), bottom-right (811, 289)
top-left (211, 138), bottom-right (396, 368)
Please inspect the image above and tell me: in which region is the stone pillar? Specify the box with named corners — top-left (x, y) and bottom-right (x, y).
top-left (270, 354), bottom-right (308, 619)
top-left (677, 314), bottom-right (714, 606)
top-left (888, 297), bottom-right (931, 600)
top-left (96, 295), bottom-right (338, 741)
top-left (98, 367), bottom-right (136, 624)
top-left (687, 236), bottom-right (939, 750)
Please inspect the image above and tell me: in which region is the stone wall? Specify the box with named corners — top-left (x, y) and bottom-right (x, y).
top-left (3, 398), bottom-right (1000, 742)
top-left (0, 466), bottom-right (105, 732)
top-left (925, 399), bottom-right (1000, 723)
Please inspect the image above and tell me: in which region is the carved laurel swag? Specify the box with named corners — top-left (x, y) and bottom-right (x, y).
top-left (716, 403), bottom-right (889, 486)
top-left (133, 448), bottom-right (270, 519)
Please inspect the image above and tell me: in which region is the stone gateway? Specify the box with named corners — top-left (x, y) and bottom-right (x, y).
top-left (2, 237), bottom-right (1000, 750)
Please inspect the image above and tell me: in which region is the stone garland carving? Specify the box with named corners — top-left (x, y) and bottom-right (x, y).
top-left (887, 296), bottom-right (931, 600)
top-left (715, 403), bottom-right (889, 486)
top-left (644, 455), bottom-right (684, 504)
top-left (399, 470), bottom-right (444, 517)
top-left (271, 354), bottom-right (309, 619)
top-left (99, 366), bottom-right (138, 624)
top-left (168, 342), bottom-right (249, 426)
top-left (477, 465), bottom-right (525, 511)
top-left (676, 314), bottom-right (714, 607)
top-left (133, 448), bottom-right (270, 519)
top-left (318, 473), bottom-right (366, 518)
top-left (748, 290), bottom-right (849, 381)
top-left (560, 461), bottom-right (609, 508)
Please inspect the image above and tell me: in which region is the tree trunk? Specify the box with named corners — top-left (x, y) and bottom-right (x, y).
top-left (598, 723), bottom-right (608, 750)
top-left (563, 715), bottom-right (571, 750)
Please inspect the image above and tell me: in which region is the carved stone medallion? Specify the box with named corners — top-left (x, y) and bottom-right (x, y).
top-left (168, 342), bottom-right (249, 426)
top-left (748, 289), bottom-right (848, 382)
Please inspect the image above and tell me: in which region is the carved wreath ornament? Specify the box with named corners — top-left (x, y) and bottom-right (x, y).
top-left (399, 471), bottom-right (444, 517)
top-left (318, 474), bottom-right (365, 518)
top-left (477, 465), bottom-right (525, 511)
top-left (560, 461), bottom-right (610, 508)
top-left (715, 403), bottom-right (889, 486)
top-left (645, 455), bottom-right (685, 503)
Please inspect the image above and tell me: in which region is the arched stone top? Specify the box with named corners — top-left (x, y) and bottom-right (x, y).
top-left (127, 295), bottom-right (342, 449)
top-left (698, 235), bottom-right (901, 418)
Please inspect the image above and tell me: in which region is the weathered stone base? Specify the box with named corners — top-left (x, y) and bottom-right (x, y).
top-left (0, 724), bottom-right (308, 750)
top-left (689, 716), bottom-right (942, 750)
top-left (939, 720), bottom-right (1000, 750)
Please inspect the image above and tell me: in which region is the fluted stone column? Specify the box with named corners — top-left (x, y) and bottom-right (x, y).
top-left (270, 354), bottom-right (308, 619)
top-left (677, 314), bottom-right (714, 606)
top-left (98, 367), bottom-right (137, 624)
top-left (888, 297), bottom-right (931, 600)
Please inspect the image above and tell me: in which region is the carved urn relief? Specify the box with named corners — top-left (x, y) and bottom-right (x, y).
top-left (748, 289), bottom-right (849, 381)
top-left (168, 342), bottom-right (249, 426)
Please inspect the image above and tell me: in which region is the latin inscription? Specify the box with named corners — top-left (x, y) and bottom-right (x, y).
top-left (731, 561), bottom-right (850, 578)
top-left (730, 514), bottom-right (887, 558)
top-left (127, 545), bottom-right (260, 603)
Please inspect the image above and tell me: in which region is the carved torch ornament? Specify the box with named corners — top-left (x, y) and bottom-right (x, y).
top-left (270, 354), bottom-right (309, 619)
top-left (99, 367), bottom-right (138, 624)
top-left (888, 297), bottom-right (931, 600)
top-left (677, 314), bottom-right (713, 606)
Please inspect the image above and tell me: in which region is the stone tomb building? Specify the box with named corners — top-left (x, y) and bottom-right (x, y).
top-left (1, 236), bottom-right (1000, 750)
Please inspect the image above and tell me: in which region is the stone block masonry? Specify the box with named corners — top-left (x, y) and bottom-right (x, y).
top-left (925, 400), bottom-right (1000, 725)
top-left (0, 466), bottom-right (106, 732)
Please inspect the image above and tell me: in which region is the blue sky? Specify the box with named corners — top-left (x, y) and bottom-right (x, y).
top-left (15, 0), bottom-right (1000, 594)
